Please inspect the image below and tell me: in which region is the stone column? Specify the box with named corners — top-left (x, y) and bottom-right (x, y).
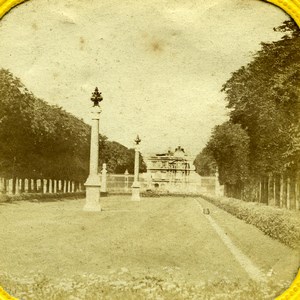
top-left (19, 178), bottom-right (23, 193)
top-left (132, 135), bottom-right (141, 201)
top-left (84, 88), bottom-right (103, 211)
top-left (43, 179), bottom-right (47, 194)
top-left (15, 178), bottom-right (20, 194)
top-left (8, 179), bottom-right (13, 195)
top-left (54, 180), bottom-right (57, 193)
top-left (28, 179), bottom-right (32, 193)
top-left (49, 179), bottom-right (53, 193)
top-left (37, 179), bottom-right (41, 193)
top-left (100, 163), bottom-right (108, 196)
top-left (63, 180), bottom-right (67, 193)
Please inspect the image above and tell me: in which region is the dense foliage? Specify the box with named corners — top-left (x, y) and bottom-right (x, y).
top-left (195, 20), bottom-right (300, 198)
top-left (206, 122), bottom-right (250, 185)
top-left (101, 141), bottom-right (146, 174)
top-left (222, 20), bottom-right (300, 177)
top-left (0, 69), bottom-right (145, 181)
top-left (193, 147), bottom-right (216, 176)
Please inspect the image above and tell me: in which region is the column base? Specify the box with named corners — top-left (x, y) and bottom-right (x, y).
top-left (84, 181), bottom-right (101, 212)
top-left (131, 182), bottom-right (141, 201)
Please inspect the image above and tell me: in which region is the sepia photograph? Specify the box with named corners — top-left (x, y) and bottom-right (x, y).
top-left (0, 0), bottom-right (299, 299)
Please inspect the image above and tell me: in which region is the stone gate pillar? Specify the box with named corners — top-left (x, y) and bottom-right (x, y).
top-left (83, 88), bottom-right (103, 212)
top-left (132, 135), bottom-right (141, 201)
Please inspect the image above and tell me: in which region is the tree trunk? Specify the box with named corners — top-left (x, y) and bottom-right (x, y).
top-left (61, 180), bottom-right (65, 193)
top-left (21, 178), bottom-right (25, 193)
top-left (33, 179), bottom-right (37, 193)
top-left (274, 175), bottom-right (280, 206)
top-left (283, 176), bottom-right (287, 208)
top-left (27, 179), bottom-right (31, 193)
top-left (12, 177), bottom-right (17, 195)
top-left (258, 180), bottom-right (262, 203)
top-left (290, 176), bottom-right (296, 210)
top-left (46, 179), bottom-right (50, 193)
top-left (279, 175), bottom-right (283, 207)
top-left (287, 177), bottom-right (291, 209)
top-left (296, 172), bottom-right (299, 211)
top-left (268, 174), bottom-right (274, 206)
top-left (3, 178), bottom-right (7, 194)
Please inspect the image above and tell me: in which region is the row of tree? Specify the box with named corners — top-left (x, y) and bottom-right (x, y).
top-left (194, 20), bottom-right (300, 204)
top-left (0, 69), bottom-right (146, 183)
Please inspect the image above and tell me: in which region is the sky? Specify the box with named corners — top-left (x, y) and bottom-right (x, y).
top-left (0, 0), bottom-right (288, 158)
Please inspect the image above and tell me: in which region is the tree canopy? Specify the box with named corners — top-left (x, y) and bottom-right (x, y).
top-left (196, 20), bottom-right (300, 194)
top-left (0, 69), bottom-right (145, 181)
top-left (206, 122), bottom-right (250, 186)
top-left (221, 20), bottom-right (300, 176)
top-left (193, 147), bottom-right (216, 177)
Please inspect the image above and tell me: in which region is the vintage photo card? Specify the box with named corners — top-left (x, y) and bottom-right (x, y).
top-left (0, 0), bottom-right (299, 299)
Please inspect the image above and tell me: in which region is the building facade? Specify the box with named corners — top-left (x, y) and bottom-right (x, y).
top-left (144, 146), bottom-right (197, 192)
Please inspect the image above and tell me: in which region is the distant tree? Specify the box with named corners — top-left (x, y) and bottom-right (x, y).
top-left (123, 148), bottom-right (147, 174)
top-left (194, 147), bottom-right (216, 176)
top-left (100, 141), bottom-right (130, 174)
top-left (205, 122), bottom-right (250, 198)
top-left (100, 141), bottom-right (146, 174)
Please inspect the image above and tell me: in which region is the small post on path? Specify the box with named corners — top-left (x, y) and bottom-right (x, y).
top-left (131, 135), bottom-right (141, 201)
top-left (83, 87), bottom-right (103, 212)
top-left (101, 163), bottom-right (108, 197)
top-left (124, 169), bottom-right (129, 192)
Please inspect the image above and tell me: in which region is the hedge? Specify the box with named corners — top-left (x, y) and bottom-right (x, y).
top-left (0, 192), bottom-right (85, 203)
top-left (200, 194), bottom-right (300, 249)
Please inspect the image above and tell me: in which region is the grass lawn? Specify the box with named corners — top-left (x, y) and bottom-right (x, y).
top-left (0, 195), bottom-right (248, 282)
top-left (0, 195), bottom-right (298, 299)
top-left (197, 197), bottom-right (299, 283)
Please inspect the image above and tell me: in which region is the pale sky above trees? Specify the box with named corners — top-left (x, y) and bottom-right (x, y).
top-left (0, 0), bottom-right (288, 157)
